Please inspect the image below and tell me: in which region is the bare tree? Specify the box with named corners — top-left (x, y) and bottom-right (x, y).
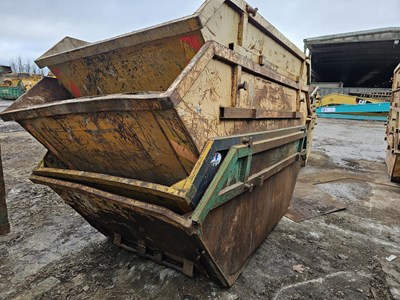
top-left (9, 59), bottom-right (17, 73)
top-left (25, 58), bottom-right (32, 74)
top-left (17, 56), bottom-right (24, 73)
top-left (8, 56), bottom-right (46, 75)
top-left (31, 64), bottom-right (39, 75)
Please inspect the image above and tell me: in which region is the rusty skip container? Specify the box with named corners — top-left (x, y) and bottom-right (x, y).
top-left (386, 63), bottom-right (400, 182)
top-left (2, 0), bottom-right (313, 184)
top-left (30, 124), bottom-right (306, 287)
top-left (0, 0), bottom-right (312, 286)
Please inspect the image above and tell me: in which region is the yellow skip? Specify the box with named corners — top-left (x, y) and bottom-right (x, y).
top-left (316, 93), bottom-right (383, 107)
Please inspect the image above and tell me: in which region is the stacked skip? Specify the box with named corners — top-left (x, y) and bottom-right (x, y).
top-left (0, 0), bottom-right (314, 286)
top-left (386, 63), bottom-right (400, 182)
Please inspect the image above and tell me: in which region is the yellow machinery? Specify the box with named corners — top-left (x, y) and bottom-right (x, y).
top-left (0, 74), bottom-right (44, 100)
top-left (19, 73), bottom-right (43, 90)
top-left (316, 93), bottom-right (383, 107)
top-left (315, 93), bottom-right (390, 121)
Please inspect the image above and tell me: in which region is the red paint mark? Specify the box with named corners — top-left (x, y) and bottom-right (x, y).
top-left (50, 67), bottom-right (62, 80)
top-left (179, 35), bottom-right (203, 52)
top-left (69, 81), bottom-right (81, 98)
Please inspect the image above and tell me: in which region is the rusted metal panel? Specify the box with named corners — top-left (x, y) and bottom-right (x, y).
top-left (199, 162), bottom-right (300, 284)
top-left (33, 126), bottom-right (305, 213)
top-left (47, 33), bottom-right (204, 97)
top-left (173, 43), bottom-right (310, 151)
top-left (22, 109), bottom-right (194, 186)
top-left (0, 145), bottom-right (10, 235)
top-left (220, 107), bottom-right (301, 119)
top-left (201, 0), bottom-right (307, 83)
top-left (386, 63), bottom-right (400, 182)
top-left (5, 77), bottom-right (71, 112)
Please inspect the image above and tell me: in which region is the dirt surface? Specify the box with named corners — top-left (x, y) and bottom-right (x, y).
top-left (0, 103), bottom-right (399, 299)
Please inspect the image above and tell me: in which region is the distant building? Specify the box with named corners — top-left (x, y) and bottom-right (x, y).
top-left (304, 27), bottom-right (400, 99)
top-left (0, 66), bottom-right (12, 75)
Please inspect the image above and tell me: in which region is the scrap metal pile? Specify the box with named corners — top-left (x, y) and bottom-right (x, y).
top-left (0, 0), bottom-right (314, 286)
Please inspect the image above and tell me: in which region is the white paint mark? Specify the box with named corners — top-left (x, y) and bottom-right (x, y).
top-left (210, 152), bottom-right (222, 167)
top-left (321, 107), bottom-right (336, 113)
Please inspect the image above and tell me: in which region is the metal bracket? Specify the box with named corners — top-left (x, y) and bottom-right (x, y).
top-left (258, 55), bottom-right (266, 66)
top-left (154, 249), bottom-right (163, 264)
top-left (257, 175), bottom-right (265, 187)
top-left (244, 183), bottom-right (254, 192)
top-left (113, 232), bottom-right (122, 246)
top-left (241, 136), bottom-right (253, 147)
top-left (182, 259), bottom-right (194, 277)
top-left (246, 5), bottom-right (258, 16)
top-left (238, 81), bottom-right (248, 91)
top-left (137, 240), bottom-right (147, 256)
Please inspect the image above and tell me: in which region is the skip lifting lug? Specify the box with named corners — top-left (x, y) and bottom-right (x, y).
top-left (241, 136), bottom-right (253, 147)
top-left (238, 81), bottom-right (249, 91)
top-left (246, 5), bottom-right (258, 17)
top-left (244, 183), bottom-right (254, 192)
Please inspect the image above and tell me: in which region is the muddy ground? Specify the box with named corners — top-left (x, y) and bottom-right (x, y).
top-left (0, 102), bottom-right (399, 299)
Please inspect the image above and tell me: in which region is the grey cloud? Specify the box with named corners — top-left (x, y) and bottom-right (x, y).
top-left (1, 0), bottom-right (399, 66)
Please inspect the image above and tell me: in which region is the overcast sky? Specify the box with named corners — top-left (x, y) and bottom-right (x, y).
top-left (1, 0), bottom-right (399, 67)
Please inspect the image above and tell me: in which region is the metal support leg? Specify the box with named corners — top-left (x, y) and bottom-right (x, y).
top-left (0, 145), bottom-right (10, 235)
